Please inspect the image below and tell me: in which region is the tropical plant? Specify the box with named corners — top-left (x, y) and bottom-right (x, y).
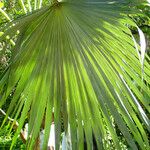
top-left (0, 0), bottom-right (150, 149)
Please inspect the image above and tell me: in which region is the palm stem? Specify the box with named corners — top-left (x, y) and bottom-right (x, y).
top-left (0, 8), bottom-right (11, 21)
top-left (27, 0), bottom-right (32, 12)
top-left (38, 0), bottom-right (43, 9)
top-left (34, 0), bottom-right (37, 10)
top-left (0, 109), bottom-right (27, 143)
top-left (19, 0), bottom-right (27, 14)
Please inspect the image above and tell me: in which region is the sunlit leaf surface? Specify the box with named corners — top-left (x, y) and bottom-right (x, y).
top-left (0, 0), bottom-right (150, 149)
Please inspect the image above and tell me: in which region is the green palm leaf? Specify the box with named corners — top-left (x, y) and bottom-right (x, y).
top-left (0, 0), bottom-right (150, 149)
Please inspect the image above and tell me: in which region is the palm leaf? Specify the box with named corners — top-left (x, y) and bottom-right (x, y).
top-left (0, 0), bottom-right (150, 149)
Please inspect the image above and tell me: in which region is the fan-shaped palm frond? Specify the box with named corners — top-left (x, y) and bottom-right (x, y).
top-left (0, 0), bottom-right (150, 150)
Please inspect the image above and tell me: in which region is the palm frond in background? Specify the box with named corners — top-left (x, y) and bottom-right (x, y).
top-left (0, 0), bottom-right (150, 149)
